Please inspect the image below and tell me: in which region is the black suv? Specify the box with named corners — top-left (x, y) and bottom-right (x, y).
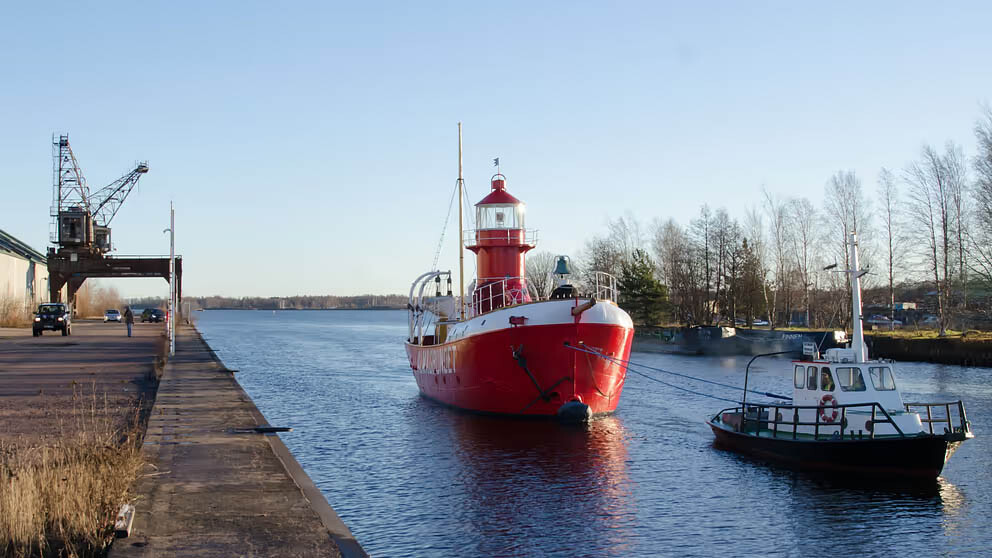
top-left (33, 303), bottom-right (71, 336)
top-left (141, 308), bottom-right (165, 323)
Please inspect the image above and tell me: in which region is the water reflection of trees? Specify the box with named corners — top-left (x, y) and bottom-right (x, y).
top-left (450, 415), bottom-right (634, 557)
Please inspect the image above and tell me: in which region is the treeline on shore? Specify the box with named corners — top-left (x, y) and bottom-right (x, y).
top-left (127, 294), bottom-right (407, 311)
top-left (525, 107), bottom-right (992, 333)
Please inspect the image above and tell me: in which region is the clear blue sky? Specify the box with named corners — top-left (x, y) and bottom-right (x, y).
top-left (2, 2), bottom-right (989, 298)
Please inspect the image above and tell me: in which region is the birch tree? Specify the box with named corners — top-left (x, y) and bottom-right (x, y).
top-left (972, 107), bottom-right (992, 287)
top-left (905, 145), bottom-right (954, 335)
top-left (787, 197), bottom-right (817, 327)
top-left (877, 168), bottom-right (903, 327)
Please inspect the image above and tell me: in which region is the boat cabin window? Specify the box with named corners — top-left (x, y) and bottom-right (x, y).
top-left (820, 367), bottom-right (835, 392)
top-left (837, 367), bottom-right (867, 392)
top-left (477, 203), bottom-right (525, 230)
top-left (869, 366), bottom-right (896, 391)
top-left (794, 365), bottom-right (805, 389)
top-left (806, 366), bottom-right (817, 390)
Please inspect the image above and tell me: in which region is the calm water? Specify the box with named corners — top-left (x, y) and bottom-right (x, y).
top-left (196, 310), bottom-right (990, 557)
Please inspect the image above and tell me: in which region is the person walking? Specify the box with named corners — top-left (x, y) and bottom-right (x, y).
top-left (124, 306), bottom-right (134, 337)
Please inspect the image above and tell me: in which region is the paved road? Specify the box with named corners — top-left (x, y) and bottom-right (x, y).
top-left (0, 319), bottom-right (162, 442)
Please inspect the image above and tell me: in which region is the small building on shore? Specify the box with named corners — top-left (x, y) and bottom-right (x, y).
top-left (0, 228), bottom-right (51, 312)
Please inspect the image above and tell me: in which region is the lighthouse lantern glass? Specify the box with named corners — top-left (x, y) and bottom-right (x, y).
top-left (477, 203), bottom-right (525, 230)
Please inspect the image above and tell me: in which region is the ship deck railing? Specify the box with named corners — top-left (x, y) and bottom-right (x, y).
top-left (470, 277), bottom-right (529, 318)
top-left (714, 399), bottom-right (971, 442)
top-left (904, 401), bottom-right (972, 436)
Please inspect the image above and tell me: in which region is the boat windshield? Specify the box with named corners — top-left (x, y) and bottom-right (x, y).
top-left (869, 366), bottom-right (897, 391)
top-left (837, 367), bottom-right (867, 392)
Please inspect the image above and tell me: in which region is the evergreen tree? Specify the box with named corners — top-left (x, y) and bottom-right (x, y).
top-left (619, 249), bottom-right (670, 326)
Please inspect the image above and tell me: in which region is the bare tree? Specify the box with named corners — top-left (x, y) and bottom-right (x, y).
top-left (905, 145), bottom-right (956, 335)
top-left (943, 144), bottom-right (969, 309)
top-left (691, 205), bottom-right (715, 323)
top-left (525, 251), bottom-right (559, 299)
top-left (787, 197), bottom-right (817, 327)
top-left (651, 218), bottom-right (699, 324)
top-left (744, 207), bottom-right (770, 325)
top-left (972, 106), bottom-right (992, 287)
top-left (763, 188), bottom-right (789, 328)
top-left (877, 168), bottom-right (904, 328)
top-left (824, 170), bottom-right (873, 328)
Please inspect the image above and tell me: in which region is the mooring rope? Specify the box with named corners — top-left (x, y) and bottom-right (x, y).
top-left (564, 342), bottom-right (792, 402)
top-left (626, 367), bottom-right (743, 404)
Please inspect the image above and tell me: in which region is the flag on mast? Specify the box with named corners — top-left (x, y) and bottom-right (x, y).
top-left (493, 157), bottom-right (499, 167)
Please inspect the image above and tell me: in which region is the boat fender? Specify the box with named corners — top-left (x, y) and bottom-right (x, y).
top-left (571, 298), bottom-right (597, 317)
top-left (557, 398), bottom-right (591, 424)
top-left (819, 394), bottom-right (839, 423)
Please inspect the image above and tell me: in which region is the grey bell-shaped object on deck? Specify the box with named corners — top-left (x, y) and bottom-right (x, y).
top-left (553, 255), bottom-right (572, 276)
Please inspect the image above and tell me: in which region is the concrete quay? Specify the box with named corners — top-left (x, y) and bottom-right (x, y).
top-left (0, 320), bottom-right (365, 557)
top-left (111, 323), bottom-right (366, 557)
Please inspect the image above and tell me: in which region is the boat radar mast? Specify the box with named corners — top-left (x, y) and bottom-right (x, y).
top-left (846, 231), bottom-right (868, 363)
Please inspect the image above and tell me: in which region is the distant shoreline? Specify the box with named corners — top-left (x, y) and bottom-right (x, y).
top-left (196, 307), bottom-right (403, 311)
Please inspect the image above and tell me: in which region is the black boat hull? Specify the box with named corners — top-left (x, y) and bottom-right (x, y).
top-left (709, 421), bottom-right (966, 479)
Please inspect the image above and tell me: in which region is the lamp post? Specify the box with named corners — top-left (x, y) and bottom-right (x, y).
top-left (163, 202), bottom-right (175, 356)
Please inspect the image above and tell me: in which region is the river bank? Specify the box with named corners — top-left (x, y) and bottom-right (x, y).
top-left (866, 331), bottom-right (992, 367)
top-left (631, 325), bottom-right (992, 366)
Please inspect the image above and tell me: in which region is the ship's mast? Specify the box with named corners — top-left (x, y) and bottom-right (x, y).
top-left (848, 231), bottom-right (868, 362)
top-left (457, 122), bottom-right (465, 321)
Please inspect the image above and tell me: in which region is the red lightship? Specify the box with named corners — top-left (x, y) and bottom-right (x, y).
top-left (405, 126), bottom-right (633, 421)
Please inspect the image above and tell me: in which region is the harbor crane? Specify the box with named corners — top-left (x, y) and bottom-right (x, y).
top-left (46, 135), bottom-right (181, 308)
top-left (51, 134), bottom-right (149, 254)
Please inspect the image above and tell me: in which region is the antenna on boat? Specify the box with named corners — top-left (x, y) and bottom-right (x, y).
top-left (458, 122), bottom-right (465, 320)
top-left (848, 231), bottom-right (868, 363)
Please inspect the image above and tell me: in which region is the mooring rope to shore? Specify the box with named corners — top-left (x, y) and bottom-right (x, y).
top-left (563, 342), bottom-right (792, 404)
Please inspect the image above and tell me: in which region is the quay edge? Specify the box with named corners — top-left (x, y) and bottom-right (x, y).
top-left (110, 323), bottom-right (367, 558)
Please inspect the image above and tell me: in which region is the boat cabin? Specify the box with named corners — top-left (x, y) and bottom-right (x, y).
top-left (792, 348), bottom-right (905, 412)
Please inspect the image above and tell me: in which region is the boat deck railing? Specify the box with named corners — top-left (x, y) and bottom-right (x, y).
top-left (470, 277), bottom-right (529, 317)
top-left (717, 399), bottom-right (973, 441)
top-left (904, 401), bottom-right (972, 436)
top-left (592, 271), bottom-right (619, 304)
top-left (716, 401), bottom-right (909, 441)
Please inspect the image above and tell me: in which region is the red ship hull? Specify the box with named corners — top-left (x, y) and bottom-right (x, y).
top-left (405, 300), bottom-right (633, 417)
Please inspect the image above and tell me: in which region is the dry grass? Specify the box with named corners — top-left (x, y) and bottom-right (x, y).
top-left (73, 284), bottom-right (122, 319)
top-left (0, 294), bottom-right (31, 328)
top-left (0, 387), bottom-right (145, 558)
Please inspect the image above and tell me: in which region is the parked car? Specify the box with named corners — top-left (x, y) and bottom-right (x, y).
top-left (752, 319), bottom-right (770, 326)
top-left (33, 303), bottom-right (71, 336)
top-left (104, 309), bottom-right (122, 322)
top-left (141, 308), bottom-right (165, 323)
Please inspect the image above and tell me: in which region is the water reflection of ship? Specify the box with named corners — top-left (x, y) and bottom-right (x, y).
top-left (451, 415), bottom-right (634, 555)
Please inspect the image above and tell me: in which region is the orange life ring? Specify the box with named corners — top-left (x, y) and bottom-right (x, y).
top-left (820, 394), bottom-right (839, 423)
